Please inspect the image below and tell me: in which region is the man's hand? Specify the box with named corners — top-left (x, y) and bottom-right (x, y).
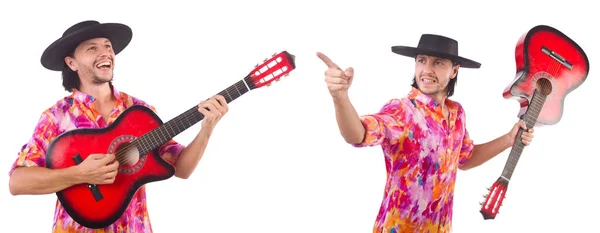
top-left (77, 153), bottom-right (119, 185)
top-left (505, 120), bottom-right (535, 147)
top-left (317, 52), bottom-right (354, 100)
top-left (198, 94), bottom-right (228, 133)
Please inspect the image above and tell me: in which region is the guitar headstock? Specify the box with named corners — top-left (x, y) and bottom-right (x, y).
top-left (479, 177), bottom-right (509, 220)
top-left (245, 51), bottom-right (296, 90)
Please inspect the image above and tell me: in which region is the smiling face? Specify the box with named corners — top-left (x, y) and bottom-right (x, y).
top-left (64, 37), bottom-right (115, 86)
top-left (414, 54), bottom-right (459, 98)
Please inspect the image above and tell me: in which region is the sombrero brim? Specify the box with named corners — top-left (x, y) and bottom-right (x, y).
top-left (391, 46), bottom-right (481, 69)
top-left (41, 23), bottom-right (132, 71)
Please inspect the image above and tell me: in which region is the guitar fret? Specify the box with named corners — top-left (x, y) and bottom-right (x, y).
top-left (157, 126), bottom-right (164, 143)
top-left (242, 78), bottom-right (251, 91)
top-left (191, 110), bottom-right (200, 123)
top-left (233, 81), bottom-right (242, 98)
top-left (223, 88), bottom-right (233, 103)
top-left (185, 112), bottom-right (193, 127)
top-left (168, 122), bottom-right (175, 137)
top-left (161, 125), bottom-right (168, 142)
top-left (150, 132), bottom-right (158, 149)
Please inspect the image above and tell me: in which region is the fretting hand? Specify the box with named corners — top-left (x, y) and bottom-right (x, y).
top-left (198, 95), bottom-right (229, 133)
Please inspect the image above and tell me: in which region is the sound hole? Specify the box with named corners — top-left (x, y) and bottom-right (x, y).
top-left (536, 77), bottom-right (553, 96)
top-left (115, 142), bottom-right (140, 167)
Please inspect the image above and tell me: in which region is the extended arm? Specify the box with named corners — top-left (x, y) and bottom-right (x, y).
top-left (333, 96), bottom-right (366, 144)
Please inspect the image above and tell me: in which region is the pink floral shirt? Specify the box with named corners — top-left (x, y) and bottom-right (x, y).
top-left (353, 87), bottom-right (475, 233)
top-left (9, 86), bottom-right (185, 233)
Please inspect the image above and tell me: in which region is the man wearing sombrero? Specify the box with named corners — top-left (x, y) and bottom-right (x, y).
top-left (317, 34), bottom-right (535, 232)
top-left (8, 20), bottom-right (228, 232)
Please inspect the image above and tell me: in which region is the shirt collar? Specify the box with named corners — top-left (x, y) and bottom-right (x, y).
top-left (408, 87), bottom-right (440, 109)
top-left (407, 87), bottom-right (458, 113)
top-left (70, 84), bottom-right (122, 106)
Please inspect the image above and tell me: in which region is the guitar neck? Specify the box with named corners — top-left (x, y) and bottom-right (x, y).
top-left (501, 90), bottom-right (547, 180)
top-left (135, 76), bottom-right (256, 154)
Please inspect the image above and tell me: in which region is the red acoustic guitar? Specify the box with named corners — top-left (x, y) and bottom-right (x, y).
top-left (45, 51), bottom-right (297, 228)
top-left (479, 25), bottom-right (589, 220)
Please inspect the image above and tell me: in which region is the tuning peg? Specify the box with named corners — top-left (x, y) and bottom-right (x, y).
top-left (479, 202), bottom-right (483, 205)
top-left (272, 52), bottom-right (277, 57)
top-left (486, 187), bottom-right (490, 191)
top-left (264, 58), bottom-right (268, 62)
top-left (255, 64), bottom-right (259, 68)
top-left (483, 194), bottom-right (487, 198)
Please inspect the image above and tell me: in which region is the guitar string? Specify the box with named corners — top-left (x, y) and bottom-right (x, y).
top-left (504, 54), bottom-right (560, 178)
top-left (490, 50), bottom-right (565, 211)
top-left (113, 65), bottom-right (291, 164)
top-left (506, 60), bottom-right (551, 173)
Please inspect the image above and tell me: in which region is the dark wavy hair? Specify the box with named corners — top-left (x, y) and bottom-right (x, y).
top-left (411, 60), bottom-right (459, 97)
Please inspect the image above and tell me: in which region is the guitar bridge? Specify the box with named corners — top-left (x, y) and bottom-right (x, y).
top-left (541, 46), bottom-right (573, 70)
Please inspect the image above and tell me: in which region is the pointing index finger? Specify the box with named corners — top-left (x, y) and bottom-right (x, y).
top-left (317, 52), bottom-right (340, 69)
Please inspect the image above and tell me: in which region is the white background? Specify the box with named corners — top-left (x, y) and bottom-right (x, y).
top-left (0, 0), bottom-right (598, 232)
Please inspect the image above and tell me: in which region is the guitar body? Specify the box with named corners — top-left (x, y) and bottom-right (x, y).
top-left (502, 25), bottom-right (589, 126)
top-left (46, 105), bottom-right (174, 229)
top-left (481, 25), bottom-right (589, 220)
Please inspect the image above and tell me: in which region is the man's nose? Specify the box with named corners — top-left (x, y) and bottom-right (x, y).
top-left (421, 62), bottom-right (435, 75)
top-left (98, 46), bottom-right (113, 56)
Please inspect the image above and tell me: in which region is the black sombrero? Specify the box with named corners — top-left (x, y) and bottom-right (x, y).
top-left (41, 20), bottom-right (132, 71)
top-left (391, 34), bottom-right (481, 69)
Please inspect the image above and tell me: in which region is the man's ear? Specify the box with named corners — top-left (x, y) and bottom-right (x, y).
top-left (451, 65), bottom-right (460, 79)
top-left (64, 56), bottom-right (77, 72)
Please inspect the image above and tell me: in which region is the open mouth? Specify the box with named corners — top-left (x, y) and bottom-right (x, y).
top-left (95, 60), bottom-right (112, 70)
top-left (421, 77), bottom-right (437, 84)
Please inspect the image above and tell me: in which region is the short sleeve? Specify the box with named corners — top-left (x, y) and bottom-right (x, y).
top-left (9, 112), bottom-right (59, 176)
top-left (352, 99), bottom-right (406, 148)
top-left (458, 112), bottom-right (475, 166)
top-left (147, 105), bottom-right (185, 166)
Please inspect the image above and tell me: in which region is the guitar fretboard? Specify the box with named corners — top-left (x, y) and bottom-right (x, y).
top-left (134, 77), bottom-right (255, 155)
top-left (501, 89), bottom-right (547, 180)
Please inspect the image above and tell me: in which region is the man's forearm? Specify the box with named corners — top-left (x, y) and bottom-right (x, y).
top-left (173, 129), bottom-right (211, 179)
top-left (9, 166), bottom-right (82, 195)
top-left (333, 96), bottom-right (365, 144)
top-left (459, 134), bottom-right (511, 170)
